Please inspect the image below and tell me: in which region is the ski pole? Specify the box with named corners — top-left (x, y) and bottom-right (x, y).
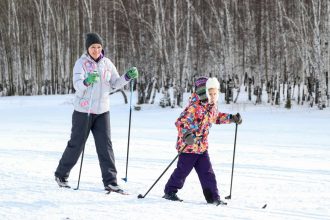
top-left (74, 85), bottom-right (94, 190)
top-left (137, 144), bottom-right (189, 199)
top-left (122, 79), bottom-right (134, 182)
top-left (225, 123), bottom-right (238, 199)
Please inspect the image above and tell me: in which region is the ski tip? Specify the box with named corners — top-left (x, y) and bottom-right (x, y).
top-left (262, 204), bottom-right (267, 209)
top-left (105, 189), bottom-right (129, 195)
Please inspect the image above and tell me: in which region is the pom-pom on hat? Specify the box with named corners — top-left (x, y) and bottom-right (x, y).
top-left (194, 77), bottom-right (208, 102)
top-left (85, 32), bottom-right (103, 50)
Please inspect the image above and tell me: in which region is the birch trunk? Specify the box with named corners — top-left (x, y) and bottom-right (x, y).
top-left (311, 0), bottom-right (327, 109)
top-left (82, 0), bottom-right (92, 31)
top-left (181, 4), bottom-right (191, 93)
top-left (277, 0), bottom-right (290, 105)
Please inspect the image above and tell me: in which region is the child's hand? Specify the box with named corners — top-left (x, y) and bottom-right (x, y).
top-left (232, 113), bottom-right (242, 124)
top-left (183, 131), bottom-right (194, 145)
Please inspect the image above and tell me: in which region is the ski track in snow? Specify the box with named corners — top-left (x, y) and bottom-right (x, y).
top-left (0, 93), bottom-right (329, 220)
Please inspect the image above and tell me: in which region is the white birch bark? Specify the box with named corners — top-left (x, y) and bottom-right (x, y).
top-left (311, 0), bottom-right (327, 108)
top-left (283, 0), bottom-right (310, 105)
top-left (328, 0), bottom-right (330, 106)
top-left (33, 0), bottom-right (51, 94)
top-left (118, 0), bottom-right (137, 58)
top-left (172, 0), bottom-right (179, 107)
top-left (173, 0), bottom-right (179, 82)
top-left (207, 0), bottom-right (225, 75)
top-left (182, 4), bottom-right (191, 90)
top-left (112, 0), bottom-right (117, 61)
top-left (224, 0), bottom-right (235, 78)
top-left (8, 0), bottom-right (22, 95)
top-left (277, 0), bottom-right (291, 105)
top-left (185, 0), bottom-right (218, 68)
top-left (82, 0), bottom-right (92, 31)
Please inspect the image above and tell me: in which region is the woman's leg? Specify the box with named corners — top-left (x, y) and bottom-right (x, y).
top-left (91, 111), bottom-right (117, 187)
top-left (55, 111), bottom-right (91, 179)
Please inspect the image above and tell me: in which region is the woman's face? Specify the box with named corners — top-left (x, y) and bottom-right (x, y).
top-left (208, 88), bottom-right (219, 104)
top-left (88, 43), bottom-right (102, 60)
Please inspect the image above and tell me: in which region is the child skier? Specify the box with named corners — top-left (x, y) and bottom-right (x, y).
top-left (163, 76), bottom-right (242, 206)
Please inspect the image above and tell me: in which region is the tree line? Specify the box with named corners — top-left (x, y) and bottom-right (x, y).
top-left (0, 0), bottom-right (329, 109)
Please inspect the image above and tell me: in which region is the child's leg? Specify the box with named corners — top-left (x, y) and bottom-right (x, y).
top-left (194, 151), bottom-right (220, 203)
top-left (164, 153), bottom-right (198, 194)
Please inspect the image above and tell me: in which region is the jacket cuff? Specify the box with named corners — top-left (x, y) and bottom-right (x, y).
top-left (83, 79), bottom-right (90, 87)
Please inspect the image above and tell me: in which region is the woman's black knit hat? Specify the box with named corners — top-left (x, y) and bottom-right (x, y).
top-left (85, 32), bottom-right (103, 50)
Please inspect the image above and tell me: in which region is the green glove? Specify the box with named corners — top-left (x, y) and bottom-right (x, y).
top-left (85, 71), bottom-right (100, 85)
top-left (125, 67), bottom-right (139, 80)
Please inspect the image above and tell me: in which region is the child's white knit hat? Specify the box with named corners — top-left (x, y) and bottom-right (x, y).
top-left (206, 77), bottom-right (220, 90)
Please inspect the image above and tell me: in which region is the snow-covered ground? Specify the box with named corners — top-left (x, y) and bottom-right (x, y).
top-left (0, 91), bottom-right (329, 220)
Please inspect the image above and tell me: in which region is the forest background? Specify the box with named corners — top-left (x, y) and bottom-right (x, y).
top-left (0, 0), bottom-right (329, 109)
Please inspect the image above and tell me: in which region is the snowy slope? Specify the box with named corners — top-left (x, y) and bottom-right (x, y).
top-left (0, 92), bottom-right (329, 220)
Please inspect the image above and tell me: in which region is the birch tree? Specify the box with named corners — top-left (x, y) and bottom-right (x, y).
top-left (0, 0), bottom-right (329, 109)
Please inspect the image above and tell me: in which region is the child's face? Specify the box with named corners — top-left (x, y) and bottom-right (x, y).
top-left (208, 88), bottom-right (218, 104)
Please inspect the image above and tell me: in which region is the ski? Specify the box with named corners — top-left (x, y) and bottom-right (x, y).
top-left (105, 189), bottom-right (129, 195)
top-left (161, 197), bottom-right (226, 206)
top-left (161, 199), bottom-right (268, 209)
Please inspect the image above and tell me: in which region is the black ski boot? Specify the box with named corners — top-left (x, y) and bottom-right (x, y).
top-left (105, 183), bottom-right (127, 194)
top-left (55, 176), bottom-right (70, 188)
top-left (162, 192), bottom-right (183, 202)
top-left (105, 183), bottom-right (122, 192)
top-left (212, 199), bottom-right (227, 206)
